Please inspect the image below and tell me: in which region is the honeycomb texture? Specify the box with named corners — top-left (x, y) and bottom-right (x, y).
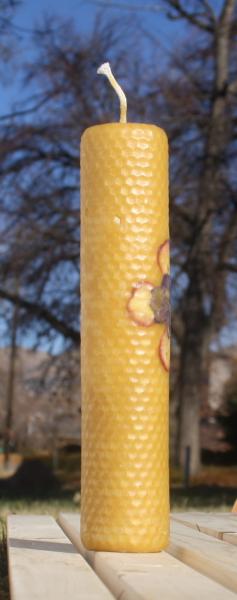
top-left (80, 123), bottom-right (169, 552)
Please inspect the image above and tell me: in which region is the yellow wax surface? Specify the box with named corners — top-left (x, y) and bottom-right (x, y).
top-left (80, 123), bottom-right (170, 552)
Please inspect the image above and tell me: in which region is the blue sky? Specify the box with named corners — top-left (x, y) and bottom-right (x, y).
top-left (2, 0), bottom-right (184, 354)
top-left (14, 0), bottom-right (180, 39)
top-left (3, 0), bottom-right (233, 354)
top-left (1, 0), bottom-right (185, 115)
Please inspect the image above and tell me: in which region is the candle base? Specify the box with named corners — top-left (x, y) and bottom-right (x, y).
top-left (81, 525), bottom-right (169, 553)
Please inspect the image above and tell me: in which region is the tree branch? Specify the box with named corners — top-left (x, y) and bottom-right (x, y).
top-left (219, 262), bottom-right (237, 273)
top-left (201, 0), bottom-right (217, 23)
top-left (0, 287), bottom-right (80, 343)
top-left (219, 0), bottom-right (236, 28)
top-left (229, 79), bottom-right (237, 94)
top-left (90, 0), bottom-right (215, 30)
top-left (164, 0), bottom-right (214, 31)
top-left (172, 311), bottom-right (184, 345)
top-left (215, 0), bottom-right (236, 94)
top-left (88, 0), bottom-right (164, 13)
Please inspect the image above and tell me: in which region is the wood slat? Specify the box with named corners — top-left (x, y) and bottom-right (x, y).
top-left (7, 515), bottom-right (114, 600)
top-left (168, 519), bottom-right (237, 594)
top-left (231, 500), bottom-right (237, 513)
top-left (58, 512), bottom-right (237, 600)
top-left (172, 512), bottom-right (237, 544)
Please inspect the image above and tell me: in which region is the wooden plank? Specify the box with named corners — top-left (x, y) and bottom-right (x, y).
top-left (168, 520), bottom-right (237, 594)
top-left (7, 515), bottom-right (114, 600)
top-left (231, 500), bottom-right (237, 513)
top-left (172, 512), bottom-right (237, 544)
top-left (59, 512), bottom-right (237, 600)
top-left (223, 532), bottom-right (237, 545)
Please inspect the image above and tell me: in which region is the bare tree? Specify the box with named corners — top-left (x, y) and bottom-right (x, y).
top-left (0, 0), bottom-right (21, 62)
top-left (3, 293), bottom-right (18, 465)
top-left (0, 16), bottom-right (150, 350)
top-left (0, 5), bottom-right (236, 473)
top-left (164, 0), bottom-right (237, 474)
top-left (90, 0), bottom-right (237, 473)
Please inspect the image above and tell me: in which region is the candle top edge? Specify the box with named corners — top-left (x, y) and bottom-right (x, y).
top-left (81, 122), bottom-right (168, 141)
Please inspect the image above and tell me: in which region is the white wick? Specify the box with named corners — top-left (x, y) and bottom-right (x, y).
top-left (97, 62), bottom-right (127, 124)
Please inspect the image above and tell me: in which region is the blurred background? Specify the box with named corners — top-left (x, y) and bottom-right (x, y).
top-left (0, 0), bottom-right (237, 536)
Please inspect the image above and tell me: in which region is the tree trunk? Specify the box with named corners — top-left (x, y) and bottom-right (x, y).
top-left (177, 0), bottom-right (235, 475)
top-left (177, 276), bottom-right (209, 476)
top-left (4, 301), bottom-right (18, 468)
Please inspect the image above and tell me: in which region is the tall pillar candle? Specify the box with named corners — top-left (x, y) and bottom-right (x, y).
top-left (80, 63), bottom-right (170, 552)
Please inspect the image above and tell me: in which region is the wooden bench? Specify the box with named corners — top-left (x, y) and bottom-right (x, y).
top-left (6, 512), bottom-right (237, 599)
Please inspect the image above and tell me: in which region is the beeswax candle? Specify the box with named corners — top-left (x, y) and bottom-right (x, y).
top-left (80, 63), bottom-right (170, 552)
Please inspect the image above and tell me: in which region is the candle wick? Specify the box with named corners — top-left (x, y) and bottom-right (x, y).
top-left (97, 62), bottom-right (127, 124)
